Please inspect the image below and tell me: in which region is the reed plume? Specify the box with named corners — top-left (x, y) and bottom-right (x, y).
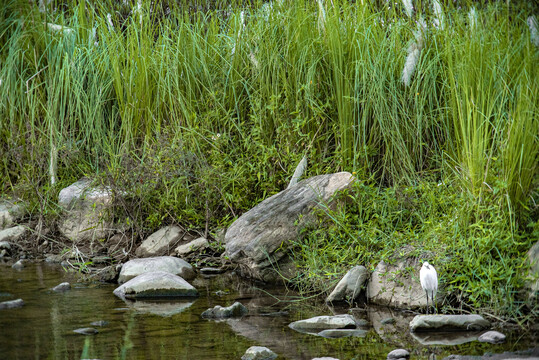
top-left (402, 0), bottom-right (414, 19)
top-left (432, 0), bottom-right (444, 30)
top-left (402, 18), bottom-right (426, 86)
top-left (317, 0), bottom-right (326, 34)
top-left (468, 7), bottom-right (477, 29)
top-left (528, 16), bottom-right (539, 48)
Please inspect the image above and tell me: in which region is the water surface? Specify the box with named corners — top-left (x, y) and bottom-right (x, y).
top-left (0, 262), bottom-right (536, 359)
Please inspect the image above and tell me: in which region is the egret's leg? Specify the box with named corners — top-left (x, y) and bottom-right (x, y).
top-left (434, 293), bottom-right (437, 314)
top-left (425, 290), bottom-right (429, 314)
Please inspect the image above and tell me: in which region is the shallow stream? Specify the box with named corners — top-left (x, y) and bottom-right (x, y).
top-left (0, 262), bottom-right (537, 359)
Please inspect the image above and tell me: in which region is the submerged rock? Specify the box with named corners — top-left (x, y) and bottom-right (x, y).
top-left (201, 301), bottom-right (248, 319)
top-left (387, 349), bottom-right (410, 359)
top-left (289, 314), bottom-right (357, 333)
top-left (409, 315), bottom-right (490, 332)
top-left (73, 327), bottom-right (98, 335)
top-left (241, 346), bottom-right (277, 360)
top-left (224, 172), bottom-right (355, 283)
top-left (135, 226), bottom-right (184, 257)
top-left (118, 256), bottom-right (195, 283)
top-left (52, 282), bottom-right (71, 292)
top-left (318, 328), bottom-right (367, 338)
top-left (0, 299), bottom-right (24, 309)
top-left (477, 330), bottom-right (506, 344)
top-left (125, 299), bottom-right (195, 317)
top-left (58, 179), bottom-right (114, 243)
top-left (90, 320), bottom-right (109, 327)
top-left (113, 271), bottom-right (198, 300)
top-left (326, 265), bottom-right (369, 304)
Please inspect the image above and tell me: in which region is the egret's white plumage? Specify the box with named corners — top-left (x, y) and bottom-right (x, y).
top-left (420, 261), bottom-right (438, 314)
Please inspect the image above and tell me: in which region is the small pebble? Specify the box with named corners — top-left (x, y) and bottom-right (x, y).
top-left (0, 299), bottom-right (24, 309)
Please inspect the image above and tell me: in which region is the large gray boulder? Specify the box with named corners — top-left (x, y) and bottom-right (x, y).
top-left (0, 225), bottom-right (27, 244)
top-left (289, 314), bottom-right (357, 334)
top-left (135, 226), bottom-right (184, 257)
top-left (367, 260), bottom-right (438, 309)
top-left (0, 200), bottom-right (25, 229)
top-left (118, 256), bottom-right (195, 283)
top-left (326, 265), bottom-right (369, 303)
top-left (58, 179), bottom-right (113, 243)
top-left (224, 172), bottom-right (355, 283)
top-left (409, 314), bottom-right (490, 332)
top-left (113, 271), bottom-right (198, 300)
top-left (527, 240), bottom-right (539, 301)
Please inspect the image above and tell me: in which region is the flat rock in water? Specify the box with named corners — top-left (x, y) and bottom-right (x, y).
top-left (410, 315), bottom-right (490, 332)
top-left (289, 314), bottom-right (357, 333)
top-left (312, 358), bottom-right (340, 360)
top-left (441, 347), bottom-right (539, 359)
top-left (118, 256), bottom-right (195, 283)
top-left (52, 282), bottom-right (71, 292)
top-left (326, 265), bottom-right (369, 303)
top-left (411, 331), bottom-right (480, 346)
top-left (224, 172), bottom-right (355, 283)
top-left (387, 349), bottom-right (410, 359)
top-left (241, 346), bottom-right (277, 360)
top-left (477, 330), bottom-right (506, 344)
top-left (201, 301), bottom-right (248, 319)
top-left (135, 226), bottom-right (184, 257)
top-left (113, 271), bottom-right (198, 300)
top-left (0, 299), bottom-right (24, 309)
top-left (73, 327), bottom-right (98, 335)
top-left (318, 329), bottom-right (367, 338)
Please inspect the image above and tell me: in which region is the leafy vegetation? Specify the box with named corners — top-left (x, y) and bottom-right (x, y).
top-left (0, 0), bottom-right (537, 317)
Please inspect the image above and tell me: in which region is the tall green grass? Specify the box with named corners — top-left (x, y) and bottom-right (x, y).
top-left (0, 0), bottom-right (537, 314)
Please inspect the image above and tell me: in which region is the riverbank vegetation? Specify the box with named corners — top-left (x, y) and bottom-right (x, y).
top-left (0, 0), bottom-right (537, 319)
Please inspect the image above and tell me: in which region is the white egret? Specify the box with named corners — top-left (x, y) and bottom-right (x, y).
top-left (420, 261), bottom-right (438, 314)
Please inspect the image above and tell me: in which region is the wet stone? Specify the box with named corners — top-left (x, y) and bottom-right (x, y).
top-left (241, 346), bottom-right (277, 360)
top-left (289, 314), bottom-right (357, 333)
top-left (381, 317), bottom-right (396, 325)
top-left (90, 320), bottom-right (109, 327)
top-left (318, 329), bottom-right (367, 338)
top-left (73, 327), bottom-right (98, 335)
top-left (387, 349), bottom-right (410, 359)
top-left (312, 358), bottom-right (340, 360)
top-left (201, 301), bottom-right (248, 319)
top-left (52, 282), bottom-right (71, 292)
top-left (0, 298), bottom-right (24, 309)
top-left (478, 330), bottom-right (506, 344)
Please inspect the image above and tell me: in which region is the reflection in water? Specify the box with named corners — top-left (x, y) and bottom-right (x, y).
top-left (0, 262), bottom-right (536, 359)
top-left (411, 331), bottom-right (481, 346)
